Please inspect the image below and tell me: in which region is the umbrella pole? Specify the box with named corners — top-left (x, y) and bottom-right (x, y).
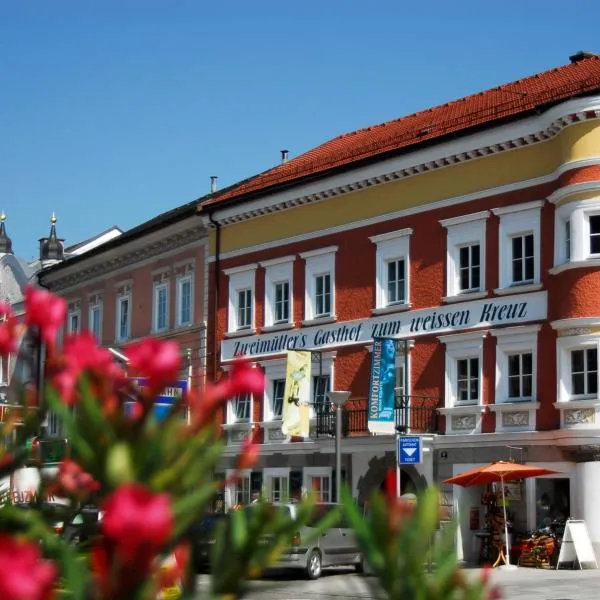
top-left (500, 475), bottom-right (511, 566)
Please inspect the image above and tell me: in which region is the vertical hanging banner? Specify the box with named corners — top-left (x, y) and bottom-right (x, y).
top-left (281, 350), bottom-right (312, 438)
top-left (368, 337), bottom-right (397, 435)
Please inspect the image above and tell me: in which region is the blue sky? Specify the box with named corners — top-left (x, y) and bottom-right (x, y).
top-left (1, 0), bottom-right (599, 260)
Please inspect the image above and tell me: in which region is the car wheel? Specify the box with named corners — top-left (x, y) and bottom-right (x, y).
top-left (306, 550), bottom-right (322, 580)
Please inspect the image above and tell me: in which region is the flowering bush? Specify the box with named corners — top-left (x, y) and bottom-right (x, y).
top-left (0, 286), bottom-right (499, 600)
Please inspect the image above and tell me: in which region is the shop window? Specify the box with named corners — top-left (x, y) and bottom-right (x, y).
top-left (370, 228), bottom-right (412, 311)
top-left (261, 256), bottom-right (294, 328)
top-left (299, 247), bottom-right (337, 323)
top-left (492, 201), bottom-right (542, 291)
top-left (535, 478), bottom-right (570, 530)
top-left (571, 348), bottom-right (598, 397)
top-left (231, 472), bottom-right (251, 507)
top-left (264, 468), bottom-right (290, 503)
top-left (225, 264), bottom-right (257, 334)
top-left (440, 211), bottom-right (489, 300)
top-left (304, 467), bottom-right (332, 502)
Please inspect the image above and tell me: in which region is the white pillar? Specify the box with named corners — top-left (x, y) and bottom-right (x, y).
top-left (576, 462), bottom-right (600, 562)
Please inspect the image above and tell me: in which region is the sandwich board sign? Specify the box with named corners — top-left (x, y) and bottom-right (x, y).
top-left (556, 519), bottom-right (598, 569)
top-left (398, 436), bottom-right (422, 465)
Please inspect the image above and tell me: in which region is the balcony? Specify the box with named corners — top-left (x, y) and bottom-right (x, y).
top-left (315, 398), bottom-right (442, 438)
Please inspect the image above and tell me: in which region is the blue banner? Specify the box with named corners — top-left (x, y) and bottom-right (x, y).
top-left (367, 338), bottom-right (397, 434)
top-left (126, 379), bottom-right (189, 421)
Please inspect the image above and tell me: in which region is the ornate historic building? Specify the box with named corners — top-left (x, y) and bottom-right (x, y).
top-left (38, 199), bottom-right (210, 431)
top-left (198, 52), bottom-right (600, 560)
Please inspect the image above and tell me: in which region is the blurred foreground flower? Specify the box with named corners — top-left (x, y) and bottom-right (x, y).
top-left (125, 338), bottom-right (182, 396)
top-left (24, 285), bottom-right (66, 350)
top-left (0, 535), bottom-right (58, 600)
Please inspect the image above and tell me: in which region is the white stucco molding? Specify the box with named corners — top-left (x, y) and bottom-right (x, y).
top-left (550, 317), bottom-right (600, 331)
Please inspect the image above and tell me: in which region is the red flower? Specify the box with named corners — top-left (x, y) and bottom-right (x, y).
top-left (63, 331), bottom-right (115, 375)
top-left (124, 338), bottom-right (181, 395)
top-left (0, 534), bottom-right (57, 600)
top-left (102, 484), bottom-right (173, 568)
top-left (226, 360), bottom-right (265, 396)
top-left (57, 459), bottom-right (100, 499)
top-left (24, 286), bottom-right (67, 350)
top-left (236, 431), bottom-right (261, 470)
top-left (0, 304), bottom-right (21, 356)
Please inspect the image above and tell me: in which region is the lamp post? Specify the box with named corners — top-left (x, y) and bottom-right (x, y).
top-left (327, 391), bottom-right (350, 503)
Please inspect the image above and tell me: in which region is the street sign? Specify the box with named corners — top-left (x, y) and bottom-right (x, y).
top-left (398, 436), bottom-right (422, 465)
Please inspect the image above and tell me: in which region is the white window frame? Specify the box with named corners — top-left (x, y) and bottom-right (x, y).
top-left (556, 333), bottom-right (600, 403)
top-left (440, 331), bottom-right (487, 408)
top-left (116, 293), bottom-right (132, 342)
top-left (260, 256), bottom-right (295, 330)
top-left (67, 308), bottom-right (81, 334)
top-left (259, 358), bottom-right (287, 422)
top-left (153, 282), bottom-right (170, 333)
top-left (225, 264), bottom-right (257, 334)
top-left (370, 228), bottom-right (412, 313)
top-left (492, 325), bottom-right (540, 403)
top-left (300, 247), bottom-right (337, 324)
top-left (264, 467), bottom-right (291, 504)
top-left (227, 392), bottom-right (253, 424)
top-left (492, 201), bottom-right (542, 292)
top-left (303, 466), bottom-right (332, 501)
top-left (88, 301), bottom-right (103, 342)
top-left (176, 274), bottom-right (194, 327)
top-left (440, 212), bottom-right (489, 301)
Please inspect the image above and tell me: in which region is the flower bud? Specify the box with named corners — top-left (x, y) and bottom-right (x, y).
top-left (106, 443), bottom-right (135, 486)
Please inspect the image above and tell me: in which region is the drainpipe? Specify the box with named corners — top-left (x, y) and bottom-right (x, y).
top-left (208, 212), bottom-right (221, 382)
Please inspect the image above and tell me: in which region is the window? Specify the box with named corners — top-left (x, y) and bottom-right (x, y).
top-left (315, 274), bottom-right (331, 317)
top-left (264, 469), bottom-right (290, 503)
top-left (457, 358), bottom-right (479, 403)
top-left (67, 309), bottom-right (80, 334)
top-left (300, 247), bottom-right (337, 323)
top-left (229, 472), bottom-right (251, 507)
top-left (440, 331), bottom-right (486, 408)
top-left (565, 220), bottom-right (571, 262)
top-left (370, 228), bottom-right (412, 311)
top-left (89, 303), bottom-right (102, 342)
top-left (590, 215), bottom-right (600, 255)
top-left (511, 234), bottom-right (534, 284)
top-left (225, 264), bottom-right (257, 333)
top-left (176, 276), bottom-right (193, 327)
top-left (116, 294), bottom-right (131, 342)
top-left (571, 348), bottom-right (598, 397)
top-left (229, 392), bottom-right (251, 423)
top-left (493, 201), bottom-right (542, 290)
top-left (313, 374), bottom-right (331, 406)
top-left (440, 212), bottom-right (488, 299)
top-left (261, 256), bottom-right (294, 328)
top-left (237, 289), bottom-right (252, 329)
top-left (46, 411), bottom-right (62, 437)
top-left (271, 379), bottom-right (285, 420)
top-left (153, 283), bottom-right (169, 333)
top-left (492, 325), bottom-right (539, 404)
top-left (459, 244), bottom-right (480, 292)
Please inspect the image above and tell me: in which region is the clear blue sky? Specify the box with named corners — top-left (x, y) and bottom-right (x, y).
top-left (2, 0), bottom-right (599, 260)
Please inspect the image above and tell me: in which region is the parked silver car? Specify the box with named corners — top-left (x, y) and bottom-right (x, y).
top-left (267, 502), bottom-right (362, 579)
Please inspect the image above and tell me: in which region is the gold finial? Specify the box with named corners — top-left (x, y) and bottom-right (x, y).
top-left (0, 211), bottom-right (5, 222)
top-left (51, 212), bottom-right (57, 224)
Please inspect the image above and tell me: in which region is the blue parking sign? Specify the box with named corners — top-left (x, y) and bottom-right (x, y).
top-left (398, 436), bottom-right (422, 465)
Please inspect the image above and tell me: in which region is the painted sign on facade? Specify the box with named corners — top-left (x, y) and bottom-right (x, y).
top-left (281, 351), bottom-right (311, 438)
top-left (368, 338), bottom-right (397, 435)
top-left (126, 379), bottom-right (189, 421)
top-left (221, 291), bottom-right (547, 361)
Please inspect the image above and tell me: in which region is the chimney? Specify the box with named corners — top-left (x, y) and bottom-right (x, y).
top-left (210, 176), bottom-right (218, 193)
top-left (281, 149), bottom-right (289, 164)
top-left (569, 50), bottom-right (599, 63)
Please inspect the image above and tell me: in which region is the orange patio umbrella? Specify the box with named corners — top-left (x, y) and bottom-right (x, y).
top-left (444, 461), bottom-right (561, 568)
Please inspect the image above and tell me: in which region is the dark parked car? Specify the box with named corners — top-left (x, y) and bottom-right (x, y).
top-left (191, 513), bottom-right (228, 572)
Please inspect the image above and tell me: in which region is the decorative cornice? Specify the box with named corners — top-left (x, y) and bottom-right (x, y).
top-left (46, 225), bottom-right (206, 292)
top-left (207, 109), bottom-right (600, 228)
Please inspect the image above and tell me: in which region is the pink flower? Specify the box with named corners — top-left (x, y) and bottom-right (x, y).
top-left (24, 286), bottom-right (66, 350)
top-left (0, 304), bottom-right (21, 356)
top-left (102, 484), bottom-right (173, 567)
top-left (57, 459), bottom-right (100, 499)
top-left (227, 360), bottom-right (265, 396)
top-left (236, 431), bottom-right (261, 470)
top-left (124, 338), bottom-right (181, 394)
top-left (0, 535), bottom-right (57, 600)
top-left (62, 331), bottom-right (115, 375)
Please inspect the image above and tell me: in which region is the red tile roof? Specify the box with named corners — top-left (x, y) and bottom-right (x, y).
top-left (203, 54), bottom-right (600, 209)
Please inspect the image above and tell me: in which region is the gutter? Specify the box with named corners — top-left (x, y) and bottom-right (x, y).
top-left (207, 211), bottom-right (222, 382)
